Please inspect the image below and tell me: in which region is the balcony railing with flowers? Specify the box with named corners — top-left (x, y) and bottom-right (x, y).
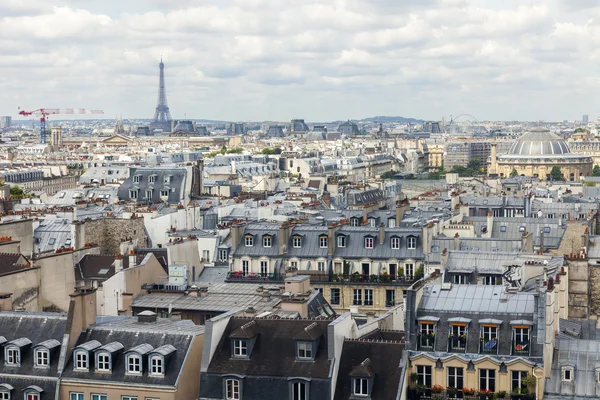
top-left (448, 334), bottom-right (467, 353)
top-left (417, 333), bottom-right (435, 350)
top-left (226, 271), bottom-right (282, 281)
top-left (407, 388), bottom-right (526, 400)
top-left (330, 273), bottom-right (416, 285)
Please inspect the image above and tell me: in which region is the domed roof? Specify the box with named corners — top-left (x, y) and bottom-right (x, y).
top-left (509, 127), bottom-right (571, 156)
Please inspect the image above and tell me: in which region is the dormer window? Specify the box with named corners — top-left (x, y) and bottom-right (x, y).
top-left (263, 235), bottom-right (272, 248)
top-left (244, 235), bottom-right (254, 247)
top-left (24, 386), bottom-right (42, 400)
top-left (337, 235), bottom-right (346, 248)
top-left (351, 218), bottom-right (360, 227)
top-left (97, 353), bottom-right (110, 371)
top-left (233, 340), bottom-right (247, 357)
top-left (127, 354), bottom-right (142, 374)
top-left (5, 347), bottom-right (20, 366)
top-left (350, 358), bottom-right (376, 398)
top-left (512, 323), bottom-right (531, 355)
top-left (293, 236), bottom-right (302, 248)
top-left (391, 237), bottom-right (400, 249)
top-left (562, 366), bottom-right (574, 381)
top-left (407, 236), bottom-right (417, 249)
top-left (297, 341), bottom-right (313, 360)
top-left (353, 378), bottom-right (368, 396)
top-left (364, 237), bottom-right (374, 249)
top-left (133, 175), bottom-right (140, 183)
top-left (319, 235), bottom-right (328, 248)
top-left (35, 349), bottom-right (49, 367)
top-left (148, 175), bottom-right (156, 183)
top-left (150, 356), bottom-right (163, 375)
top-left (0, 384), bottom-right (13, 400)
top-left (75, 350), bottom-right (88, 370)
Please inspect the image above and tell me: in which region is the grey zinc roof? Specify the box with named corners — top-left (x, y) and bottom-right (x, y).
top-left (98, 341), bottom-right (124, 353)
top-left (127, 343), bottom-right (154, 355)
top-left (151, 344), bottom-right (176, 356)
top-left (547, 338), bottom-right (600, 397)
top-left (34, 218), bottom-right (73, 253)
top-left (76, 340), bottom-right (102, 351)
top-left (8, 337), bottom-right (32, 347)
top-left (462, 216), bottom-right (565, 248)
top-left (91, 316), bottom-right (204, 336)
top-left (117, 166), bottom-right (188, 204)
top-left (35, 339), bottom-right (61, 349)
top-left (419, 284), bottom-right (536, 314)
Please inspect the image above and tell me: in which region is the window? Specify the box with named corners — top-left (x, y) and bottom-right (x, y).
top-left (562, 367), bottom-right (573, 381)
top-left (233, 340), bottom-right (247, 357)
top-left (133, 175), bottom-right (140, 183)
top-left (351, 218), bottom-right (359, 226)
top-left (317, 261), bottom-right (325, 272)
top-left (48, 238), bottom-right (56, 246)
top-left (97, 353), bottom-right (110, 371)
top-left (447, 367), bottom-right (464, 389)
top-left (452, 274), bottom-right (468, 284)
top-left (391, 237), bottom-right (400, 249)
top-left (263, 235), bottom-right (272, 248)
top-left (353, 289), bottom-right (362, 305)
top-left (500, 226), bottom-right (507, 232)
top-left (226, 379), bottom-right (240, 400)
top-left (145, 190), bottom-right (153, 199)
top-left (122, 397), bottom-right (138, 400)
top-left (129, 190), bottom-right (138, 199)
top-left (519, 226), bottom-right (525, 232)
top-left (319, 235), bottom-right (328, 248)
top-left (244, 235), bottom-right (253, 246)
top-left (544, 226), bottom-right (551, 233)
top-left (386, 290), bottom-right (396, 307)
top-left (451, 324), bottom-right (466, 337)
top-left (160, 189), bottom-right (169, 197)
top-left (5, 348), bottom-right (19, 366)
top-left (0, 392), bottom-right (8, 400)
top-left (127, 355), bottom-right (141, 374)
top-left (91, 395), bottom-right (108, 400)
top-left (388, 218), bottom-right (396, 228)
top-left (354, 378), bottom-right (369, 396)
top-left (293, 236), bottom-right (302, 248)
top-left (405, 263), bottom-right (414, 278)
top-left (337, 235), bottom-right (346, 248)
top-left (70, 394), bottom-right (84, 400)
top-left (75, 350), bottom-right (87, 370)
top-left (514, 327), bottom-right (530, 348)
top-left (219, 249), bottom-right (228, 262)
top-left (297, 342), bottom-right (313, 360)
top-left (150, 356), bottom-right (163, 375)
top-left (148, 175), bottom-right (156, 183)
top-left (417, 365), bottom-right (432, 387)
top-left (364, 289), bottom-right (373, 306)
top-left (164, 175), bottom-right (171, 184)
top-left (291, 381), bottom-right (308, 400)
top-left (512, 371), bottom-right (528, 391)
top-left (479, 369), bottom-right (496, 392)
top-left (483, 275), bottom-right (500, 285)
top-left (242, 260), bottom-right (249, 276)
top-left (260, 261), bottom-right (268, 277)
top-left (35, 349), bottom-right (49, 367)
top-left (481, 325), bottom-right (498, 352)
top-left (407, 236), bottom-right (417, 249)
top-left (364, 237), bottom-right (374, 249)
top-left (330, 288), bottom-right (340, 305)
top-left (26, 393), bottom-right (40, 400)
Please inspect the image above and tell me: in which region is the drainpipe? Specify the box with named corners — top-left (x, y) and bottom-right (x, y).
top-left (532, 368), bottom-right (540, 400)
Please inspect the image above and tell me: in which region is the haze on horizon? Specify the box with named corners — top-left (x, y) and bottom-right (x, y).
top-left (0, 0), bottom-right (598, 123)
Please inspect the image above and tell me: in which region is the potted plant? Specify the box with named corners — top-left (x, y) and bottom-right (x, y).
top-left (522, 375), bottom-right (537, 400)
top-left (408, 373), bottom-right (419, 400)
top-left (462, 387), bottom-right (476, 400)
top-left (447, 386), bottom-right (458, 398)
top-left (497, 390), bottom-right (506, 399)
top-left (397, 266), bottom-right (405, 278)
top-left (431, 384), bottom-right (445, 399)
top-left (478, 389), bottom-right (491, 400)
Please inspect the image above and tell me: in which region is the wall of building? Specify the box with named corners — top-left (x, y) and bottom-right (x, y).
top-left (313, 282), bottom-right (405, 316)
top-left (0, 219), bottom-right (33, 257)
top-left (59, 382), bottom-right (176, 400)
top-left (567, 259), bottom-right (589, 318)
top-left (36, 247), bottom-right (100, 311)
top-left (176, 335), bottom-right (205, 400)
top-left (0, 268), bottom-right (40, 310)
top-left (79, 217), bottom-right (147, 254)
top-left (167, 239), bottom-right (204, 278)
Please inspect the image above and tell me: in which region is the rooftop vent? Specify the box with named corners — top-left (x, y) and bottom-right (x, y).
top-left (137, 310), bottom-right (157, 323)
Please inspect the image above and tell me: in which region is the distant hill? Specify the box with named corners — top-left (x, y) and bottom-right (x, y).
top-left (359, 116), bottom-right (423, 123)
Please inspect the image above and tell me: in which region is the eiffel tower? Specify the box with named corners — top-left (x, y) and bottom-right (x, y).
top-left (151, 58), bottom-right (172, 131)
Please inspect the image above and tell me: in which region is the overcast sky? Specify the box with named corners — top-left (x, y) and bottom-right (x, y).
top-left (1, 0), bottom-right (599, 122)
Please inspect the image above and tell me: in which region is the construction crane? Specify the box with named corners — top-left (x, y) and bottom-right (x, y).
top-left (18, 108), bottom-right (104, 144)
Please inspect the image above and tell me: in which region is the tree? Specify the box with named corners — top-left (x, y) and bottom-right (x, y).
top-left (381, 170), bottom-right (397, 180)
top-left (510, 169), bottom-right (519, 178)
top-left (261, 148), bottom-right (274, 155)
top-left (593, 165), bottom-right (600, 177)
top-left (550, 166), bottom-right (563, 181)
top-left (10, 185), bottom-right (23, 197)
top-left (467, 158), bottom-right (481, 171)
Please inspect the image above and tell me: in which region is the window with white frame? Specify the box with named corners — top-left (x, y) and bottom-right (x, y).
top-left (129, 190), bottom-right (138, 199)
top-left (417, 365), bottom-right (432, 387)
top-left (263, 235), bottom-right (272, 248)
top-left (70, 393), bottom-right (84, 400)
top-left (319, 235), bottom-right (328, 248)
top-left (164, 175), bottom-right (171, 184)
top-left (219, 249), bottom-right (228, 262)
top-left (562, 366), bottom-right (574, 381)
top-left (133, 175), bottom-right (140, 183)
top-left (160, 189), bottom-right (169, 197)
top-left (353, 289), bottom-right (362, 305)
top-left (35, 349), bottom-right (49, 367)
top-left (447, 367), bottom-right (464, 389)
top-left (291, 381), bottom-right (308, 400)
top-left (337, 235), bottom-right (346, 248)
top-left (226, 379), bottom-right (240, 400)
top-left (97, 353), bottom-right (110, 371)
top-left (127, 355), bottom-right (142, 374)
top-left (148, 175), bottom-right (156, 183)
top-left (297, 342), bottom-right (313, 360)
top-left (91, 395), bottom-right (107, 400)
top-left (369, 219), bottom-right (376, 227)
top-left (74, 350), bottom-right (87, 370)
top-left (150, 356), bottom-right (163, 375)
top-left (0, 392), bottom-right (8, 400)
top-left (353, 378), bottom-right (368, 396)
top-left (407, 236), bottom-right (417, 249)
top-left (233, 340), bottom-right (247, 357)
top-left (364, 237), bottom-right (374, 249)
top-left (351, 218), bottom-right (359, 227)
top-left (388, 218), bottom-right (396, 228)
top-left (25, 393), bottom-right (40, 400)
top-left (122, 397), bottom-right (138, 400)
top-left (242, 260), bottom-right (249, 276)
top-left (244, 235), bottom-right (253, 246)
top-left (317, 261), bottom-right (325, 272)
top-left (145, 190), bottom-right (153, 199)
top-left (391, 237), bottom-right (400, 249)
top-left (293, 236), bottom-right (302, 248)
top-left (364, 289), bottom-right (373, 306)
top-left (260, 261), bottom-right (268, 277)
top-left (405, 263), bottom-right (414, 278)
top-left (479, 369), bottom-right (496, 392)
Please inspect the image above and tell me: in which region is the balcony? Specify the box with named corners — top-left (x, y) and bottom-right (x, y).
top-left (417, 333), bottom-right (435, 350)
top-left (407, 389), bottom-right (533, 400)
top-left (330, 273), bottom-right (416, 285)
top-left (480, 338), bottom-right (498, 354)
top-left (448, 335), bottom-right (467, 353)
top-left (512, 340), bottom-right (530, 356)
top-left (226, 272), bottom-right (281, 282)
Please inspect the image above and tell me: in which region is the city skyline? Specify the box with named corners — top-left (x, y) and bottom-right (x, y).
top-left (0, 0), bottom-right (598, 122)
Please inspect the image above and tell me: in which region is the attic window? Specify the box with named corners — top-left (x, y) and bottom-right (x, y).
top-left (48, 238), bottom-right (56, 245)
top-left (263, 235), bottom-right (272, 248)
top-left (297, 341), bottom-right (313, 360)
top-left (364, 237), bottom-right (374, 249)
top-left (5, 347), bottom-right (20, 366)
top-left (319, 235), bottom-right (328, 248)
top-left (353, 378), bottom-right (368, 396)
top-left (233, 339), bottom-right (247, 357)
top-left (150, 355), bottom-right (163, 376)
top-left (293, 236), bottom-right (302, 248)
top-left (562, 366), bottom-right (574, 382)
top-left (126, 354), bottom-right (142, 374)
top-left (35, 349), bottom-right (49, 367)
top-left (519, 226), bottom-right (525, 232)
top-left (244, 235), bottom-right (254, 247)
top-left (500, 226), bottom-right (506, 232)
top-left (98, 269), bottom-right (109, 275)
top-left (407, 236), bottom-right (417, 249)
top-left (543, 227), bottom-right (551, 233)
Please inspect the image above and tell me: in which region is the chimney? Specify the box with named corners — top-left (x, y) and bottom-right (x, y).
top-left (230, 223), bottom-right (245, 251)
top-left (114, 253), bottom-right (123, 271)
top-left (521, 231), bottom-right (534, 253)
top-left (120, 292), bottom-right (133, 316)
top-left (199, 287), bottom-right (209, 297)
top-left (327, 223), bottom-right (337, 256)
top-left (486, 212), bottom-right (493, 237)
top-left (362, 207), bottom-right (368, 225)
top-left (540, 229), bottom-right (545, 254)
top-left (128, 250), bottom-right (136, 268)
top-left (0, 293), bottom-right (12, 311)
top-left (67, 287), bottom-right (97, 351)
top-left (379, 223), bottom-right (385, 246)
top-left (583, 227), bottom-right (590, 249)
top-left (137, 310), bottom-right (157, 323)
top-left (441, 248), bottom-right (449, 268)
top-left (450, 193), bottom-right (459, 211)
top-left (396, 201), bottom-right (409, 224)
top-left (279, 223), bottom-right (291, 255)
top-left (453, 233), bottom-right (460, 250)
top-left (71, 221), bottom-right (85, 250)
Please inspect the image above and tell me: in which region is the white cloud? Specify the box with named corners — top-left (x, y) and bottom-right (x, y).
top-left (0, 0), bottom-right (599, 121)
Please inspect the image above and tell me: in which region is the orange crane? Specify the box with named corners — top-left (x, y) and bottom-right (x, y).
top-left (18, 108), bottom-right (104, 144)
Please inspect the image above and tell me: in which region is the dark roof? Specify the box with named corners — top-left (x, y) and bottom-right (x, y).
top-left (0, 253), bottom-right (29, 276)
top-left (136, 248), bottom-right (168, 273)
top-left (75, 254), bottom-right (116, 281)
top-left (0, 376), bottom-right (57, 398)
top-left (61, 317), bottom-right (201, 386)
top-left (292, 322), bottom-right (324, 340)
top-left (207, 317), bottom-right (333, 378)
top-left (334, 339), bottom-right (404, 400)
top-left (360, 329), bottom-right (406, 342)
top-left (0, 312), bottom-right (67, 378)
top-left (229, 320), bottom-right (259, 339)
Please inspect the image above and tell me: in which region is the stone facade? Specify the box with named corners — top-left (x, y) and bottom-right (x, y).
top-left (567, 258), bottom-right (589, 318)
top-left (74, 217), bottom-right (147, 255)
